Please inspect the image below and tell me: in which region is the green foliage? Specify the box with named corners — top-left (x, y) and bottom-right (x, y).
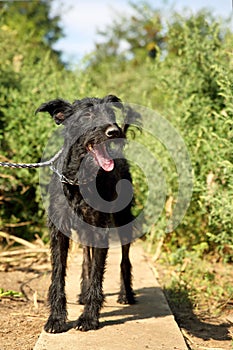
top-left (0, 1), bottom-right (232, 263)
top-left (86, 6), bottom-right (233, 260)
top-left (0, 0), bottom-right (63, 47)
top-left (157, 13), bottom-right (233, 260)
top-left (0, 1), bottom-right (95, 240)
top-left (93, 2), bottom-right (165, 64)
top-left (160, 250), bottom-right (233, 316)
top-left (0, 288), bottom-right (23, 298)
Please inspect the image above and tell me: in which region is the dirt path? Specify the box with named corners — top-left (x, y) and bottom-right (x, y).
top-left (0, 243), bottom-right (232, 350)
top-left (33, 243), bottom-right (187, 350)
top-left (0, 264), bottom-right (50, 350)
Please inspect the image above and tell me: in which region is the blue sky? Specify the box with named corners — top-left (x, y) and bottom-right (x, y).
top-left (51, 0), bottom-right (232, 63)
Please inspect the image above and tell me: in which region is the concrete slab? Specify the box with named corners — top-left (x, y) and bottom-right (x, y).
top-left (34, 243), bottom-right (187, 350)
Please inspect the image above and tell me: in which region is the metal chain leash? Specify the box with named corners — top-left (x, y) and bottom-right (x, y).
top-left (0, 148), bottom-right (91, 185)
top-left (0, 148), bottom-right (63, 169)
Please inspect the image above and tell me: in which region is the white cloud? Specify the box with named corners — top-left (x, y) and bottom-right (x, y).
top-left (55, 1), bottom-right (132, 37)
top-left (51, 0), bottom-right (135, 62)
top-left (51, 0), bottom-right (232, 63)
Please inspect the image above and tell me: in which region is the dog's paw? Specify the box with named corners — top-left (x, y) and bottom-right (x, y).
top-left (74, 314), bottom-right (99, 332)
top-left (117, 292), bottom-right (136, 305)
top-left (44, 316), bottom-right (67, 333)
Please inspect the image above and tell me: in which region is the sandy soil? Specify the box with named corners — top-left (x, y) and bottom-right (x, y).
top-left (0, 247), bottom-right (232, 350)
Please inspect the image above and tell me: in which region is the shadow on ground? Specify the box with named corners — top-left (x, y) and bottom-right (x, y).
top-left (64, 285), bottom-right (231, 343)
top-left (101, 286), bottom-right (171, 327)
top-left (164, 287), bottom-right (232, 343)
top-left (65, 286), bottom-right (171, 331)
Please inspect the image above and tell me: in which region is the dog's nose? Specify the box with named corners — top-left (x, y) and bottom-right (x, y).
top-left (105, 125), bottom-right (120, 138)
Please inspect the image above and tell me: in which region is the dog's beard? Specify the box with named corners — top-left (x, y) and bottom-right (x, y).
top-left (88, 143), bottom-right (114, 172)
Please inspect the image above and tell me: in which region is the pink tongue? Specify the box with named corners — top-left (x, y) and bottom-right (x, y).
top-left (93, 144), bottom-right (114, 172)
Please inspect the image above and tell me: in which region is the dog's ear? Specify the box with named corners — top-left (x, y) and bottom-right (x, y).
top-left (103, 95), bottom-right (123, 109)
top-left (123, 106), bottom-right (142, 135)
top-left (35, 99), bottom-right (73, 125)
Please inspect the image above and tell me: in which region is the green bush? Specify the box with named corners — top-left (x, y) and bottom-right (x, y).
top-left (0, 2), bottom-right (232, 261)
top-left (155, 12), bottom-right (233, 260)
top-left (0, 4), bottom-right (96, 240)
top-left (86, 7), bottom-right (233, 260)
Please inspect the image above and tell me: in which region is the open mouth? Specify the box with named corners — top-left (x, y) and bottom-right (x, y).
top-left (87, 143), bottom-right (114, 172)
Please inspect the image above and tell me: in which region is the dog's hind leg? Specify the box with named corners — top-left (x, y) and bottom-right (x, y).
top-left (117, 242), bottom-right (136, 304)
top-left (78, 246), bottom-right (91, 305)
top-left (44, 222), bottom-right (70, 333)
top-left (74, 247), bottom-right (108, 331)
top-left (114, 208), bottom-right (136, 305)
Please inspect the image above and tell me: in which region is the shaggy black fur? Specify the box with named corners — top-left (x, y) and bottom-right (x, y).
top-left (36, 95), bottom-right (140, 333)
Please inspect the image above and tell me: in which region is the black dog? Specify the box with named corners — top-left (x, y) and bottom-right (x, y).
top-left (36, 95), bottom-right (140, 333)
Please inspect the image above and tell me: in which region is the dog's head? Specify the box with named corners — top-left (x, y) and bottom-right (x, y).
top-left (36, 95), bottom-right (141, 173)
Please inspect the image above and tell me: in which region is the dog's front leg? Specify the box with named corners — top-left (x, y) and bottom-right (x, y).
top-left (44, 222), bottom-right (70, 333)
top-left (78, 246), bottom-right (91, 304)
top-left (75, 247), bottom-right (108, 331)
